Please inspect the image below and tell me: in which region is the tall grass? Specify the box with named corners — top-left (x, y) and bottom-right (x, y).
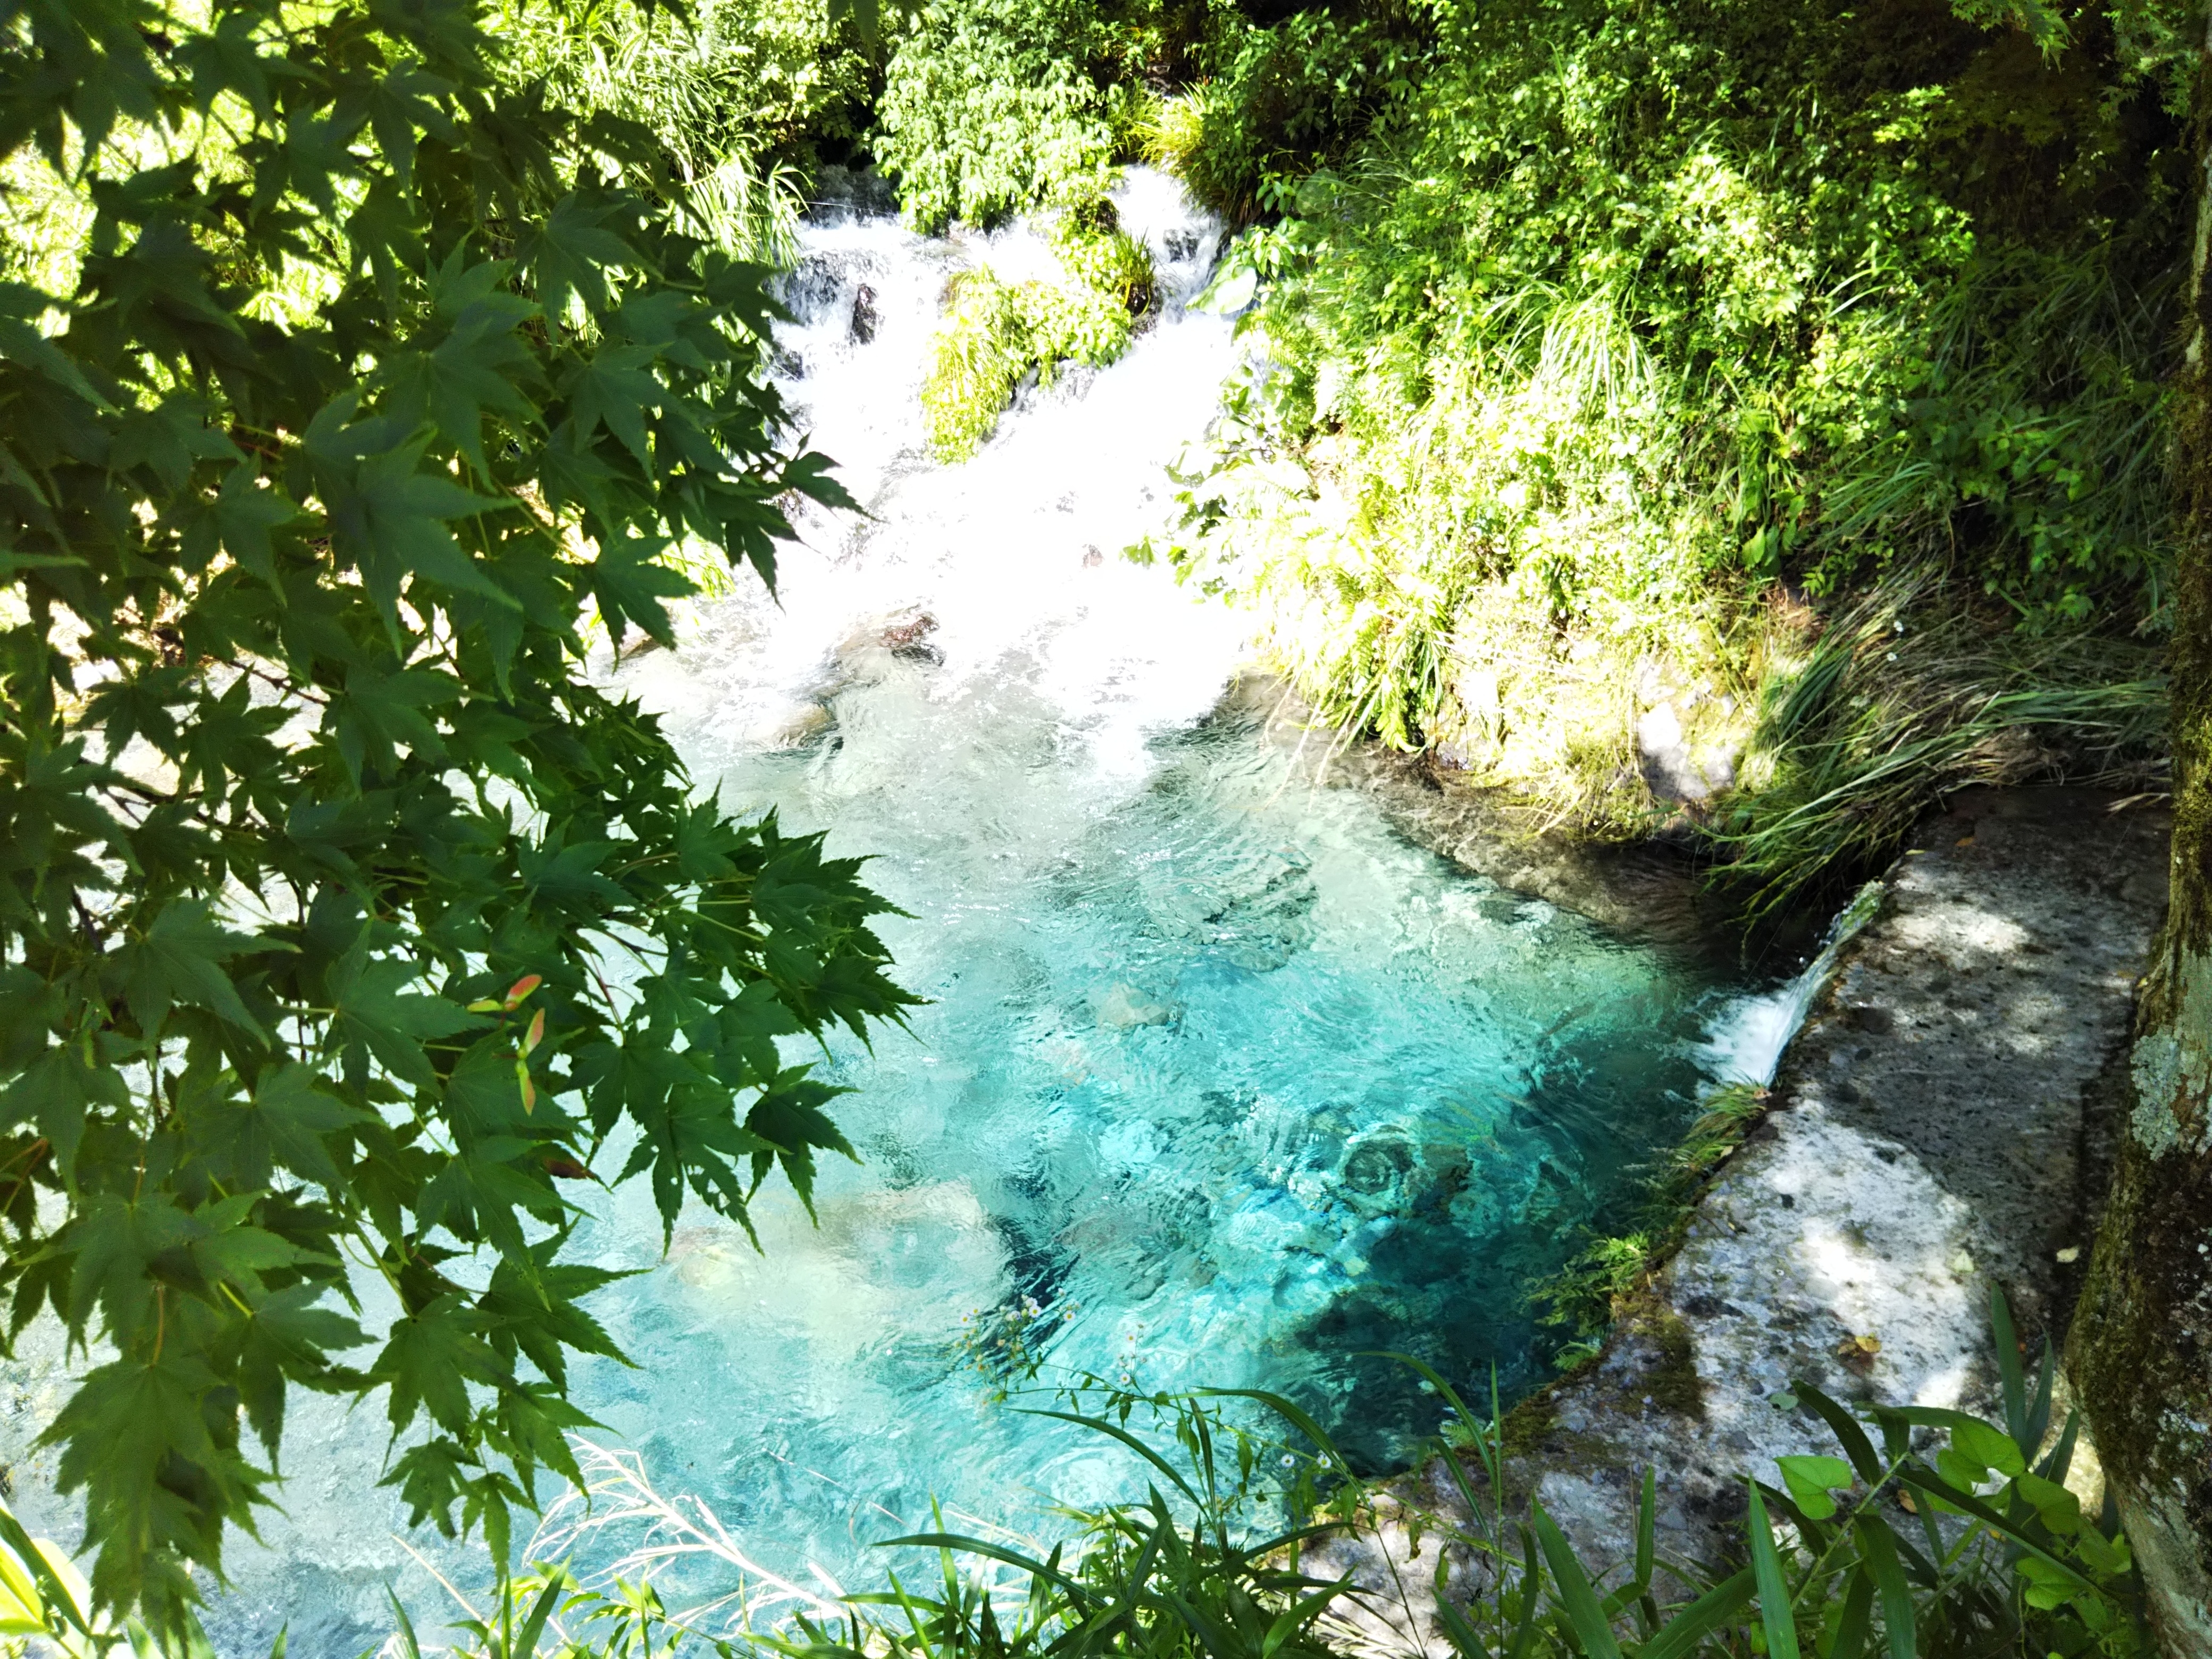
top-left (1715, 574), bottom-right (2168, 917)
top-left (494, 0), bottom-right (826, 265)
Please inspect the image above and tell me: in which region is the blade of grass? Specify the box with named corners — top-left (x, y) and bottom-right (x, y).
top-left (1746, 1484), bottom-right (1802, 1659)
top-left (1830, 1569), bottom-right (1875, 1659)
top-left (1529, 1502), bottom-right (1623, 1659)
top-left (1637, 1568), bottom-right (1755, 1659)
top-left (1853, 1515), bottom-right (1916, 1659)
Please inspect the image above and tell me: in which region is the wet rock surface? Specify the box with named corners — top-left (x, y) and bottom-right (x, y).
top-left (1308, 787), bottom-right (2169, 1646)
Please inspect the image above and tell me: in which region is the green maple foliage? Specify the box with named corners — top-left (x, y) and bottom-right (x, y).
top-left (0, 0), bottom-right (916, 1632)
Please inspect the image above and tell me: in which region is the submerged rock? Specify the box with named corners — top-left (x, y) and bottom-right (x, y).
top-left (753, 700), bottom-right (835, 748)
top-left (1096, 982), bottom-right (1176, 1028)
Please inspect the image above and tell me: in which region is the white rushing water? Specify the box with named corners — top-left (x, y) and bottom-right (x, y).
top-left (11, 170), bottom-right (1824, 1655)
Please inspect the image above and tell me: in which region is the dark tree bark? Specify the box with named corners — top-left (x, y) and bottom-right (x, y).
top-left (2069, 15), bottom-right (2212, 1652)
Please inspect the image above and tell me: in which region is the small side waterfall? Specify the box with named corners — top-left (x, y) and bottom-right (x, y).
top-left (1699, 880), bottom-right (1886, 1087)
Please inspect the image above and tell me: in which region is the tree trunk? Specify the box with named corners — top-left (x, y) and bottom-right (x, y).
top-left (2067, 15), bottom-right (2212, 1652)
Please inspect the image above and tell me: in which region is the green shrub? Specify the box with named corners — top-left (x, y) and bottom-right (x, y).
top-left (1714, 576), bottom-right (2168, 916)
top-left (0, 1296), bottom-right (2144, 1656)
top-left (923, 271), bottom-right (1036, 458)
top-left (1144, 8), bottom-right (1421, 225)
top-left (875, 0), bottom-right (1120, 231)
top-left (921, 190), bottom-right (1157, 458)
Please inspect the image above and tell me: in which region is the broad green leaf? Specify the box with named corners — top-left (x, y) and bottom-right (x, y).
top-left (237, 1283), bottom-right (370, 1458)
top-left (1853, 1514), bottom-right (1915, 1659)
top-left (1950, 1417), bottom-right (2025, 1479)
top-left (563, 341), bottom-right (660, 465)
top-left (517, 194), bottom-right (640, 320)
top-left (190, 1063), bottom-right (374, 1191)
top-left (0, 1042), bottom-right (127, 1177)
top-left (1778, 1454), bottom-right (1855, 1521)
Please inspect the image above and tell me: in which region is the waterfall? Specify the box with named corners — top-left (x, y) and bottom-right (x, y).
top-left (1698, 881), bottom-right (1886, 1088)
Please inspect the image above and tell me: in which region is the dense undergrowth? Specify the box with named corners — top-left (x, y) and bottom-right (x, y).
top-left (0, 1299), bottom-right (2143, 1658)
top-left (1133, 0), bottom-right (2190, 908)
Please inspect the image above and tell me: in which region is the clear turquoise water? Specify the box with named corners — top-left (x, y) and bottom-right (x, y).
top-left (551, 661), bottom-right (1761, 1597)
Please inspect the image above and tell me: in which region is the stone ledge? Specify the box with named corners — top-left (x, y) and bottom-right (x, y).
top-left (1529, 788), bottom-right (2168, 1570)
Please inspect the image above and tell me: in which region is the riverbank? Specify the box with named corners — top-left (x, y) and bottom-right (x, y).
top-left (1302, 782), bottom-right (2169, 1645)
top-left (1229, 674), bottom-right (1774, 961)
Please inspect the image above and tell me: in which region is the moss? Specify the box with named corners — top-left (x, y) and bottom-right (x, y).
top-left (1497, 1386), bottom-right (1562, 1461)
top-left (1625, 1301), bottom-right (1705, 1419)
top-left (1529, 1082), bottom-right (1771, 1346)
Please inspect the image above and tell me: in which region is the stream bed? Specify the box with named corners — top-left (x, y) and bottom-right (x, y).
top-left (185, 172), bottom-right (1800, 1653)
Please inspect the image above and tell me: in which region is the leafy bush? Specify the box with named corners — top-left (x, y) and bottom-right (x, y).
top-left (920, 189), bottom-right (1156, 458)
top-left (875, 0), bottom-right (1122, 231)
top-left (1143, 8), bottom-right (1421, 225)
top-left (1142, 0), bottom-right (2191, 886)
top-left (0, 0), bottom-right (915, 1636)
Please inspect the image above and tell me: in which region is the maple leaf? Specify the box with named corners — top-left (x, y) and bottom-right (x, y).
top-left (329, 663), bottom-right (462, 783)
top-left (237, 1283), bottom-right (370, 1461)
top-left (43, 1355), bottom-right (242, 1615)
top-left (180, 464), bottom-right (304, 584)
top-left (0, 1040), bottom-right (129, 1177)
top-left (480, 1242), bottom-right (633, 1390)
top-left (306, 399), bottom-right (520, 632)
top-left (744, 1069), bottom-right (858, 1217)
top-left (331, 950), bottom-right (485, 1090)
top-left (581, 534), bottom-right (693, 647)
top-left (189, 1062), bottom-right (370, 1191)
top-left (113, 900), bottom-right (275, 1041)
top-left (562, 340), bottom-right (660, 465)
top-left (61, 1193), bottom-right (196, 1350)
top-left (373, 1292), bottom-right (509, 1437)
top-left (516, 191), bottom-right (639, 320)
top-left (380, 252), bottom-right (542, 477)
